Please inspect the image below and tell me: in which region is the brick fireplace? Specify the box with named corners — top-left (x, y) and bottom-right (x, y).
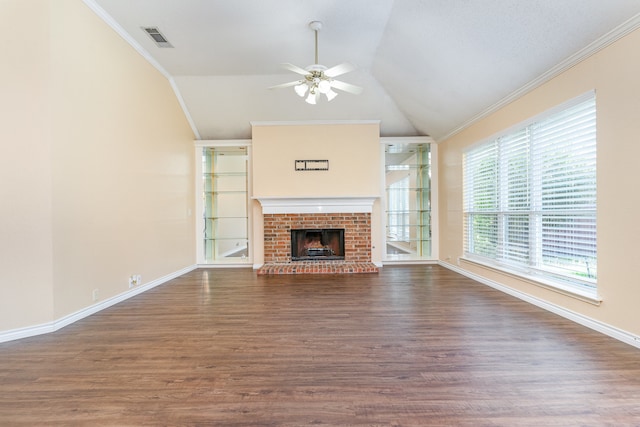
top-left (256, 197), bottom-right (379, 275)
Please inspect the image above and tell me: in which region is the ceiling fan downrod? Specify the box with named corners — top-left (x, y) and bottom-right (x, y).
top-left (309, 21), bottom-right (322, 65)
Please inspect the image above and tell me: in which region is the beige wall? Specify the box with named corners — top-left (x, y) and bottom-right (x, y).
top-left (0, 0), bottom-right (195, 333)
top-left (252, 122), bottom-right (381, 197)
top-left (439, 28), bottom-right (640, 337)
top-left (251, 122), bottom-right (383, 264)
top-left (0, 0), bottom-right (55, 330)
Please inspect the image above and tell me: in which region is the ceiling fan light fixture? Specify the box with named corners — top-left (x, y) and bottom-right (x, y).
top-left (325, 89), bottom-right (338, 101)
top-left (269, 20), bottom-right (362, 104)
top-left (294, 83), bottom-right (308, 97)
top-left (305, 91), bottom-right (317, 104)
top-left (318, 80), bottom-right (332, 94)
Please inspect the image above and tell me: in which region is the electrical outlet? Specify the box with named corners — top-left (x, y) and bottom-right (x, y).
top-left (129, 275), bottom-right (142, 288)
top-left (92, 289), bottom-right (99, 302)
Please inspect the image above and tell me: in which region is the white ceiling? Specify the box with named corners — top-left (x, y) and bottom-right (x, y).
top-left (87, 0), bottom-right (640, 141)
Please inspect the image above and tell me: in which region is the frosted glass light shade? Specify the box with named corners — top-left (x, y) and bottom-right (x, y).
top-left (305, 92), bottom-right (317, 104)
top-left (294, 83), bottom-right (308, 97)
top-left (325, 89), bottom-right (338, 101)
top-left (318, 80), bottom-right (331, 94)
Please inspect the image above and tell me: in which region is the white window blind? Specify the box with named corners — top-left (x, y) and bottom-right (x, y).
top-left (463, 93), bottom-right (597, 293)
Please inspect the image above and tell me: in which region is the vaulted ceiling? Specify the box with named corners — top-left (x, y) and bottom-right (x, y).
top-left (87, 0), bottom-right (640, 141)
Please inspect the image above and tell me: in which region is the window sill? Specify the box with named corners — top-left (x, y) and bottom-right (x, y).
top-left (459, 257), bottom-right (602, 306)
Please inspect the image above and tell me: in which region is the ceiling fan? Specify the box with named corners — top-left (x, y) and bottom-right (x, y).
top-left (269, 21), bottom-right (363, 104)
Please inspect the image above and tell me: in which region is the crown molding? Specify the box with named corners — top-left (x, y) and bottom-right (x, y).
top-left (438, 12), bottom-right (640, 142)
top-left (82, 0), bottom-right (170, 79)
top-left (82, 0), bottom-right (200, 139)
top-left (194, 139), bottom-right (252, 147)
top-left (380, 136), bottom-right (436, 144)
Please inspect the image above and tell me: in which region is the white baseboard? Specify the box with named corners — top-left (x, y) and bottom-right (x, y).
top-left (195, 263), bottom-right (253, 269)
top-left (0, 265), bottom-right (197, 344)
top-left (382, 259), bottom-right (438, 265)
top-left (439, 261), bottom-right (640, 350)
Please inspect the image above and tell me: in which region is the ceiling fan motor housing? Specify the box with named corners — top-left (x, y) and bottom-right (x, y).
top-left (306, 64), bottom-right (327, 72)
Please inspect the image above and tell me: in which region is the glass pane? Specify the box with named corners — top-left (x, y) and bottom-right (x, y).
top-left (214, 217), bottom-right (247, 239)
top-left (384, 142), bottom-right (432, 259)
top-left (210, 238), bottom-right (249, 259)
top-left (202, 146), bottom-right (249, 263)
top-left (541, 213), bottom-right (596, 279)
top-left (501, 213), bottom-right (530, 265)
top-left (212, 174), bottom-right (246, 192)
top-left (213, 192), bottom-right (247, 217)
top-left (213, 151), bottom-right (246, 173)
top-left (470, 213), bottom-right (498, 258)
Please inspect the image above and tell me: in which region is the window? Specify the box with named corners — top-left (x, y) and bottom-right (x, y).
top-left (463, 92), bottom-right (597, 295)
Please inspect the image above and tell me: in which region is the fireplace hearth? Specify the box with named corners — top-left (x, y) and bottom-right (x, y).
top-left (291, 229), bottom-right (345, 261)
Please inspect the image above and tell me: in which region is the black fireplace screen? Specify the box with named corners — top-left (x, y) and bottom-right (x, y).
top-left (290, 229), bottom-right (345, 261)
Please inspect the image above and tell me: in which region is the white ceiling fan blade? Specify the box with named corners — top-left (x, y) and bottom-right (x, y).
top-left (324, 62), bottom-right (356, 78)
top-left (331, 79), bottom-right (363, 95)
top-left (268, 80), bottom-right (303, 90)
top-left (281, 63), bottom-right (310, 76)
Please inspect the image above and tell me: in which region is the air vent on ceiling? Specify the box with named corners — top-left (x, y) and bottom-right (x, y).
top-left (142, 27), bottom-right (173, 48)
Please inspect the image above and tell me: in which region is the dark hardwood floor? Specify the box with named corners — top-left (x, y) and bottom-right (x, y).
top-left (1, 265), bottom-right (639, 426)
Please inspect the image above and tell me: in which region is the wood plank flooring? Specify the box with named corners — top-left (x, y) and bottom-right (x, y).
top-left (1, 265), bottom-right (639, 426)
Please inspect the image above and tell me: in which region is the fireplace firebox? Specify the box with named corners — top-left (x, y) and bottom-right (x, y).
top-left (291, 229), bottom-right (345, 261)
